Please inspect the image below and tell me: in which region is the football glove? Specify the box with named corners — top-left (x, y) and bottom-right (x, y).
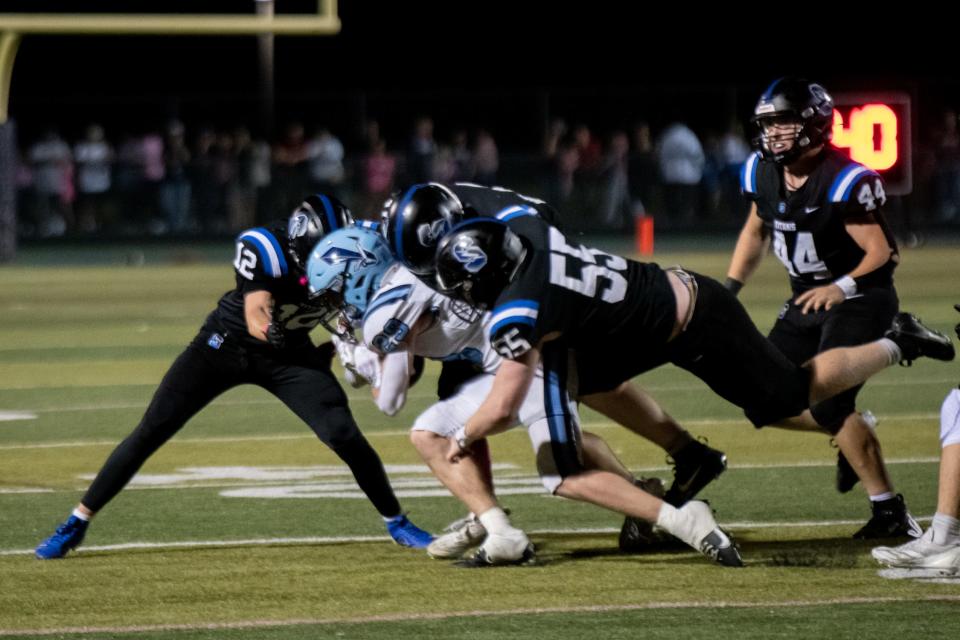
top-left (265, 321), bottom-right (286, 349)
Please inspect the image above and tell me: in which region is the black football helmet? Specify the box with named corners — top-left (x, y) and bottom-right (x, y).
top-left (381, 183), bottom-right (466, 277)
top-left (751, 77), bottom-right (834, 165)
top-left (287, 194), bottom-right (354, 273)
top-left (435, 218), bottom-right (527, 311)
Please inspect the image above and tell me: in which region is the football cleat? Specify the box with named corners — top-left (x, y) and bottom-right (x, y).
top-left (872, 527), bottom-right (960, 568)
top-left (458, 528), bottom-right (535, 567)
top-left (663, 440), bottom-right (727, 507)
top-left (673, 500), bottom-right (743, 567)
top-left (620, 476), bottom-right (676, 552)
top-left (426, 514), bottom-right (487, 559)
top-left (386, 515), bottom-right (434, 549)
top-left (885, 313), bottom-right (955, 365)
top-left (853, 494), bottom-right (922, 540)
top-left (35, 515), bottom-right (89, 560)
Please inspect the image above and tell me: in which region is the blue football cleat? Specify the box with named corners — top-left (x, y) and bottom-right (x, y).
top-left (386, 515), bottom-right (433, 548)
top-left (35, 515), bottom-right (89, 559)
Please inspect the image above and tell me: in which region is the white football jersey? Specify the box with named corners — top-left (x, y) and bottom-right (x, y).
top-left (361, 264), bottom-right (501, 374)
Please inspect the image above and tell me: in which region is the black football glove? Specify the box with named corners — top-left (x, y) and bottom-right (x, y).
top-left (265, 321), bottom-right (287, 350)
top-left (954, 303), bottom-right (960, 341)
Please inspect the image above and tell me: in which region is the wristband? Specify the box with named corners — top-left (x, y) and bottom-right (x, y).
top-left (453, 426), bottom-right (473, 451)
top-left (833, 275), bottom-right (857, 299)
top-left (723, 277), bottom-right (744, 296)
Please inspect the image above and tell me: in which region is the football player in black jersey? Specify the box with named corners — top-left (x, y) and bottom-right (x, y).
top-left (725, 77), bottom-right (916, 538)
top-left (34, 194), bottom-right (432, 560)
top-left (426, 211), bottom-right (952, 560)
top-left (380, 184), bottom-right (743, 565)
top-left (381, 182), bottom-right (728, 509)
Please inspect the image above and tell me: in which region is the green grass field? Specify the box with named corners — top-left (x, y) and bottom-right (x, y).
top-left (1, 244), bottom-right (959, 638)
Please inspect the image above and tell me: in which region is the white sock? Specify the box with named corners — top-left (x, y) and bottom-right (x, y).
top-left (71, 508), bottom-right (91, 522)
top-left (655, 503), bottom-right (692, 545)
top-left (878, 338), bottom-right (902, 366)
top-left (869, 492), bottom-right (895, 503)
top-left (932, 513), bottom-right (960, 544)
top-left (383, 513), bottom-right (403, 524)
top-left (478, 507), bottom-right (512, 535)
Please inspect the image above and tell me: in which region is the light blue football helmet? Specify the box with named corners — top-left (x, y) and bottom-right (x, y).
top-left (306, 226), bottom-right (396, 328)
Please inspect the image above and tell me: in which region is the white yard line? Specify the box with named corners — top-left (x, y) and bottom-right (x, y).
top-left (0, 416), bottom-right (944, 450)
top-left (2, 594), bottom-right (958, 637)
top-left (0, 516), bottom-right (935, 557)
top-left (1, 373), bottom-right (956, 401)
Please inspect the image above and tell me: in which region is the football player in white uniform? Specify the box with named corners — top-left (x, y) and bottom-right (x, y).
top-left (871, 306), bottom-right (960, 573)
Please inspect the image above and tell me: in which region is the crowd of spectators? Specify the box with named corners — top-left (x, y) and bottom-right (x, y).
top-left (15, 110), bottom-right (960, 239)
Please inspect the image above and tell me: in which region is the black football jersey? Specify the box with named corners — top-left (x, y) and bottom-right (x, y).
top-left (487, 215), bottom-right (675, 360)
top-left (741, 147), bottom-right (898, 295)
top-left (449, 182), bottom-right (561, 227)
top-left (207, 222), bottom-right (327, 347)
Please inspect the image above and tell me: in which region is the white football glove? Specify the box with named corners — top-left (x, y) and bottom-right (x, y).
top-left (332, 335), bottom-right (381, 388)
top-left (352, 344), bottom-right (383, 388)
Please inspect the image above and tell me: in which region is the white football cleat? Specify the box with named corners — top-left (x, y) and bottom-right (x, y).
top-left (470, 527), bottom-right (535, 566)
top-left (426, 514), bottom-right (486, 559)
top-left (670, 500), bottom-right (743, 567)
top-left (872, 527), bottom-right (960, 568)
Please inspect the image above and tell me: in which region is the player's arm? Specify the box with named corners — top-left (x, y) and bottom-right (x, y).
top-left (243, 289), bottom-right (276, 343)
top-left (795, 213), bottom-right (894, 314)
top-left (446, 345), bottom-right (541, 463)
top-left (842, 214), bottom-right (894, 279)
top-left (364, 310), bottom-right (432, 415)
top-left (725, 202), bottom-right (768, 294)
top-left (371, 351), bottom-right (413, 416)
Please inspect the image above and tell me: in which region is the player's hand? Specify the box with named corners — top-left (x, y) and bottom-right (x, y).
top-left (446, 435), bottom-right (472, 464)
top-left (352, 345), bottom-right (382, 387)
top-left (265, 322), bottom-right (287, 349)
top-left (954, 303), bottom-right (959, 340)
top-left (794, 285), bottom-right (845, 314)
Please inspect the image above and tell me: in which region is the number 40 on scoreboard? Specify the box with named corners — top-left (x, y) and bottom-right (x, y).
top-left (831, 92), bottom-right (912, 195)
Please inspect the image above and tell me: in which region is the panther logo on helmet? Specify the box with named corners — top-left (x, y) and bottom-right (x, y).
top-left (452, 237), bottom-right (488, 273)
top-left (416, 218), bottom-right (450, 247)
top-left (319, 242), bottom-right (379, 270)
top-left (288, 212), bottom-right (311, 239)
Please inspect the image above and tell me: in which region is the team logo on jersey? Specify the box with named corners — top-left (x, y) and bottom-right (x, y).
top-left (207, 333), bottom-right (224, 349)
top-left (452, 238), bottom-right (487, 273)
top-left (778, 201), bottom-right (787, 214)
top-left (288, 213), bottom-right (311, 239)
top-left (416, 219), bottom-right (450, 247)
top-left (320, 242), bottom-right (378, 270)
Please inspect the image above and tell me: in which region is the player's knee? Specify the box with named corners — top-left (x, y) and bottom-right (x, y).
top-left (313, 406), bottom-right (362, 449)
top-left (551, 475), bottom-right (574, 497)
top-left (409, 428), bottom-right (441, 454)
top-left (940, 389), bottom-right (960, 448)
top-left (809, 399), bottom-right (855, 435)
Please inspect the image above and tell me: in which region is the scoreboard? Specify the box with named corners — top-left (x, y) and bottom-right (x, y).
top-left (831, 92), bottom-right (912, 195)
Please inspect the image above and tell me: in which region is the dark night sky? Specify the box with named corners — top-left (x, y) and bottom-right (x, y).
top-left (4, 2), bottom-right (958, 145)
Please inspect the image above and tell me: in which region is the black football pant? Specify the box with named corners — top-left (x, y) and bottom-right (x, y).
top-left (81, 327), bottom-right (402, 518)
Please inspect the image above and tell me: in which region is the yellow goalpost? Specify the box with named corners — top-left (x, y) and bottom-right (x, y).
top-left (0, 1), bottom-right (341, 261)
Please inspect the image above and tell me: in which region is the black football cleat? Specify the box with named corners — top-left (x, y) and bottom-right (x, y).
top-left (853, 494), bottom-right (923, 540)
top-left (885, 313), bottom-right (955, 365)
top-left (664, 440), bottom-right (727, 507)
